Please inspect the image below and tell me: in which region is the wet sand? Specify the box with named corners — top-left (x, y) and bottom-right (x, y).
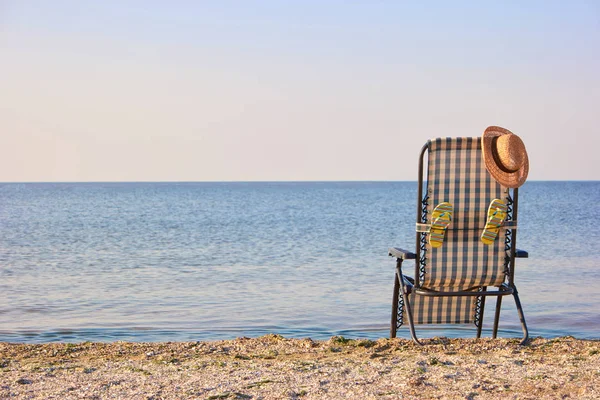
top-left (1, 335), bottom-right (598, 399)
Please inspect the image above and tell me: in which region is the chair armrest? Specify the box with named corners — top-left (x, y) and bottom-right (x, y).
top-left (515, 249), bottom-right (528, 258)
top-left (388, 247), bottom-right (416, 260)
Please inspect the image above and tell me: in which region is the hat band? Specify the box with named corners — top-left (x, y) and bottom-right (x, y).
top-left (491, 136), bottom-right (519, 173)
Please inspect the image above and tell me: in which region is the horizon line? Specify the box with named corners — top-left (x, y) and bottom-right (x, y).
top-left (1, 179), bottom-right (598, 184)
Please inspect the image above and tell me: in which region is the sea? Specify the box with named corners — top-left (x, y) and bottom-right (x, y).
top-left (1, 181), bottom-right (598, 343)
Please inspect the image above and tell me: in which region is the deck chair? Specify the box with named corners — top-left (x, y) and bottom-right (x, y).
top-left (389, 137), bottom-right (529, 345)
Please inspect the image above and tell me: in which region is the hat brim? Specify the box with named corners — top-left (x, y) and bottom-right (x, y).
top-left (482, 126), bottom-right (529, 188)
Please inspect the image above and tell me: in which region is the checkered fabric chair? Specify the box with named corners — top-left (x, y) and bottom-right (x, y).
top-left (389, 137), bottom-right (529, 344)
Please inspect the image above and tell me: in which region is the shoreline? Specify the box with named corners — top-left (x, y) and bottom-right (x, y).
top-left (1, 335), bottom-right (598, 399)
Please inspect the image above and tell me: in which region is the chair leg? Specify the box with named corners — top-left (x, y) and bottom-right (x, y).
top-left (492, 296), bottom-right (503, 338)
top-left (492, 288), bottom-right (529, 344)
top-left (476, 291), bottom-right (486, 339)
top-left (397, 274), bottom-right (422, 346)
top-left (512, 286), bottom-right (529, 345)
top-left (402, 292), bottom-right (422, 345)
top-left (390, 272), bottom-right (400, 339)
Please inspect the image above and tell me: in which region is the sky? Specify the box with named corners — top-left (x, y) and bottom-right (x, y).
top-left (1, 1), bottom-right (599, 182)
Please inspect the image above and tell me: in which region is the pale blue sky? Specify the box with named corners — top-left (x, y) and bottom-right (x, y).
top-left (1, 1), bottom-right (598, 181)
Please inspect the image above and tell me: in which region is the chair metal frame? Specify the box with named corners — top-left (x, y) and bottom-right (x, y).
top-left (390, 141), bottom-right (529, 345)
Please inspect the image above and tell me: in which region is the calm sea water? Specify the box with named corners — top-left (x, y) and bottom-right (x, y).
top-left (1, 181), bottom-right (598, 343)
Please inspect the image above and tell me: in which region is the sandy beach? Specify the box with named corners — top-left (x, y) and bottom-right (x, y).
top-left (1, 335), bottom-right (598, 399)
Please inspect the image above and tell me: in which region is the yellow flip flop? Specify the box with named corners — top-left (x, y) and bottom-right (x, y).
top-left (429, 202), bottom-right (453, 248)
top-left (481, 199), bottom-right (507, 245)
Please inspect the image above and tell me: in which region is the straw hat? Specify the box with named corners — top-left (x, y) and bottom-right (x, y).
top-left (482, 126), bottom-right (529, 188)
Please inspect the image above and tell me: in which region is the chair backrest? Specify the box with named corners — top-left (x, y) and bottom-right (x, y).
top-left (419, 137), bottom-right (511, 289)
